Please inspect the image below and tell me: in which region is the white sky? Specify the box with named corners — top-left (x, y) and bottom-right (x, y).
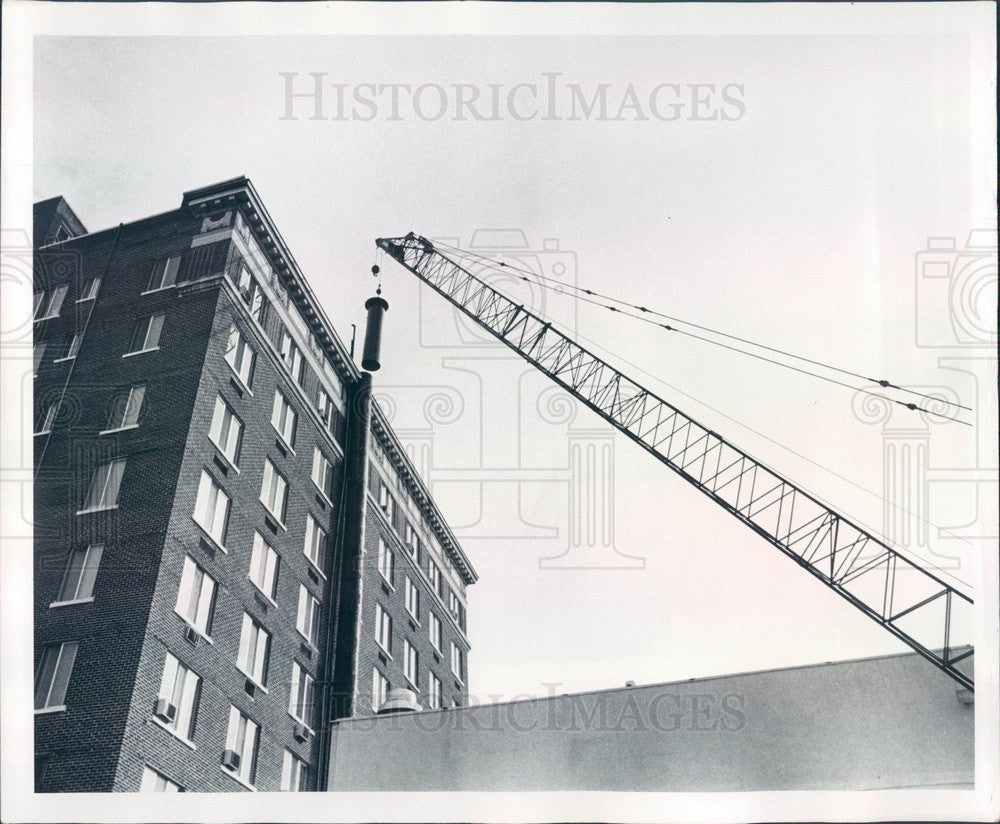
top-left (28, 14), bottom-right (996, 702)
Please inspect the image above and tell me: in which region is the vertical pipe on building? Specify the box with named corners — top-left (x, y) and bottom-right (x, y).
top-left (317, 369), bottom-right (372, 789)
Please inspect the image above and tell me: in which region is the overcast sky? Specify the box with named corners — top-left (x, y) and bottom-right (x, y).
top-left (30, 15), bottom-right (996, 699)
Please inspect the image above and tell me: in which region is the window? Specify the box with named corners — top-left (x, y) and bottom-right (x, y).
top-left (279, 331), bottom-right (304, 384)
top-left (156, 653), bottom-right (201, 740)
top-left (33, 342), bottom-right (46, 373)
top-left (404, 522), bottom-right (419, 556)
top-left (450, 642), bottom-right (464, 682)
top-left (428, 559), bottom-right (441, 597)
top-left (377, 538), bottom-right (394, 586)
top-left (405, 577), bottom-right (420, 621)
top-left (428, 671), bottom-right (442, 710)
top-left (147, 255), bottom-right (181, 291)
top-left (35, 402), bottom-right (59, 435)
top-left (55, 544), bottom-right (103, 603)
top-left (378, 482), bottom-right (393, 519)
top-left (236, 613), bottom-right (270, 686)
top-left (304, 515), bottom-right (326, 571)
top-left (127, 312), bottom-right (165, 355)
top-left (281, 750), bottom-right (309, 792)
top-left (33, 291), bottom-right (45, 319)
top-left (428, 611), bottom-right (442, 652)
top-left (56, 331), bottom-right (81, 361)
top-left (208, 395), bottom-right (243, 465)
top-left (80, 458), bottom-right (125, 512)
top-left (289, 661), bottom-right (315, 728)
top-left (374, 602), bottom-right (392, 654)
top-left (140, 766), bottom-right (182, 793)
top-left (175, 555), bottom-right (216, 635)
top-left (193, 470), bottom-right (230, 546)
top-left (248, 532), bottom-right (279, 600)
top-left (260, 459), bottom-right (288, 524)
top-left (270, 391), bottom-right (297, 447)
top-left (79, 277), bottom-right (101, 302)
top-left (105, 385), bottom-right (145, 432)
top-left (237, 267), bottom-right (269, 325)
top-left (224, 325), bottom-right (255, 388)
top-left (317, 387), bottom-right (334, 428)
top-left (311, 449), bottom-right (332, 498)
top-left (34, 285), bottom-right (68, 321)
top-left (371, 667), bottom-right (389, 713)
top-left (296, 585), bottom-right (319, 646)
top-left (223, 707), bottom-right (259, 786)
top-left (34, 641), bottom-right (78, 710)
top-left (403, 639), bottom-right (418, 688)
top-left (449, 590), bottom-right (463, 621)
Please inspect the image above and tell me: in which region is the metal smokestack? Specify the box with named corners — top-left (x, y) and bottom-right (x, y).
top-left (361, 295), bottom-right (389, 371)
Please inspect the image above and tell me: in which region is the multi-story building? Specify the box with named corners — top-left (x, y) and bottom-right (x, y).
top-left (31, 178), bottom-right (476, 793)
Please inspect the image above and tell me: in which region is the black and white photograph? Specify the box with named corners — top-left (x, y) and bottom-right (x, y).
top-left (1, 1), bottom-right (997, 821)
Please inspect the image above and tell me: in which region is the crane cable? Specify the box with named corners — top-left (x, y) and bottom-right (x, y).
top-left (432, 242), bottom-right (971, 427)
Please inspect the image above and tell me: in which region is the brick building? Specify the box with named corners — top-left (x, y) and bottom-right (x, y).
top-left (32, 178), bottom-right (476, 792)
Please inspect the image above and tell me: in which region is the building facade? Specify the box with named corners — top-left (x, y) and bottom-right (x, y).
top-left (327, 650), bottom-right (974, 792)
top-left (32, 179), bottom-right (476, 793)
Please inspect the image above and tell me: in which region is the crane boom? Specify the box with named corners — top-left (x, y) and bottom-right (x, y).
top-left (376, 233), bottom-right (974, 691)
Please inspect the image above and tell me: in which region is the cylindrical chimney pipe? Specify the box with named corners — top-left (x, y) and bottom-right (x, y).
top-left (361, 296), bottom-right (389, 371)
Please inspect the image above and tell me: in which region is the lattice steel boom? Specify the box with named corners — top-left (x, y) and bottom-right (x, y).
top-left (377, 233), bottom-right (975, 691)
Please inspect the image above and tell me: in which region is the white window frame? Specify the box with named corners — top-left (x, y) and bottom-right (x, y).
top-left (125, 312), bottom-right (165, 356)
top-left (224, 325), bottom-right (255, 389)
top-left (236, 613), bottom-right (270, 688)
top-left (377, 538), bottom-right (394, 587)
top-left (311, 448), bottom-right (332, 498)
top-left (223, 706), bottom-right (259, 787)
top-left (371, 667), bottom-right (389, 713)
top-left (428, 670), bottom-right (442, 710)
top-left (78, 277), bottom-right (101, 303)
top-left (248, 532), bottom-right (279, 602)
top-left (270, 390), bottom-right (297, 448)
top-left (281, 750), bottom-right (309, 792)
top-left (34, 285), bottom-right (68, 321)
top-left (53, 331), bottom-right (81, 363)
top-left (428, 611), bottom-right (442, 653)
top-left (140, 766), bottom-right (182, 792)
top-left (78, 458), bottom-right (126, 513)
top-left (193, 470), bottom-right (230, 548)
top-left (34, 641), bottom-right (78, 711)
top-left (52, 543), bottom-right (103, 606)
top-left (175, 555), bottom-right (216, 637)
top-left (35, 402), bottom-right (59, 435)
top-left (405, 577), bottom-right (420, 622)
top-left (156, 652), bottom-right (201, 741)
top-left (450, 642), bottom-right (464, 683)
top-left (208, 395), bottom-right (243, 466)
top-left (374, 602), bottom-right (392, 655)
top-left (403, 639), bottom-right (419, 689)
top-left (288, 661), bottom-right (315, 729)
top-left (259, 459), bottom-right (288, 525)
top-left (428, 559), bottom-right (441, 597)
top-left (280, 330), bottom-right (304, 385)
top-left (303, 514), bottom-right (327, 573)
top-left (146, 255), bottom-right (181, 292)
top-left (296, 585), bottom-right (319, 646)
top-left (102, 385), bottom-right (146, 434)
top-left (33, 341), bottom-right (46, 374)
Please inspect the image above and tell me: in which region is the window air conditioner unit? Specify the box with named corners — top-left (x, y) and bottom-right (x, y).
top-left (292, 722), bottom-right (311, 743)
top-left (153, 699), bottom-right (177, 723)
top-left (184, 625), bottom-right (200, 646)
top-left (221, 749), bottom-right (241, 770)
